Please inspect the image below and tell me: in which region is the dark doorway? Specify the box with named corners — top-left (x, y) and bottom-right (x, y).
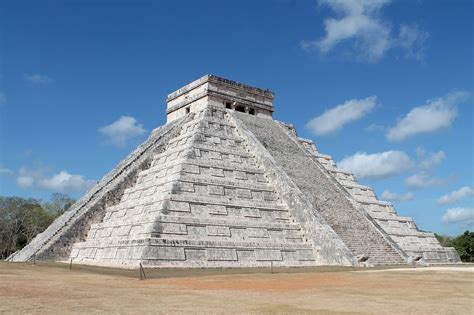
top-left (235, 105), bottom-right (245, 112)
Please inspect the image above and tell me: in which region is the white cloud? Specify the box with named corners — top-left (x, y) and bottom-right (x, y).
top-left (99, 116), bottom-right (146, 147)
top-left (38, 170), bottom-right (96, 193)
top-left (16, 165), bottom-right (48, 189)
top-left (404, 172), bottom-right (447, 189)
top-left (397, 24), bottom-right (429, 61)
top-left (0, 92), bottom-right (6, 105)
top-left (416, 149), bottom-right (446, 169)
top-left (5, 165), bottom-right (95, 193)
top-left (302, 0), bottom-right (391, 62)
top-left (438, 186), bottom-right (474, 205)
top-left (381, 190), bottom-right (415, 201)
top-left (23, 73), bottom-right (53, 85)
top-left (302, 0), bottom-right (429, 62)
top-left (305, 96), bottom-right (377, 135)
top-left (386, 91), bottom-right (470, 141)
top-left (338, 150), bottom-right (413, 180)
top-left (366, 123), bottom-right (386, 132)
top-left (0, 167), bottom-right (13, 176)
top-left (442, 207), bottom-right (474, 226)
top-left (16, 175), bottom-right (35, 188)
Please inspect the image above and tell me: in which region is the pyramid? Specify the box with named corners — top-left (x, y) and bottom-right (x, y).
top-left (8, 75), bottom-right (460, 268)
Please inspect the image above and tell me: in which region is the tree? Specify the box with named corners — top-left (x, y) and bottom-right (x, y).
top-left (42, 193), bottom-right (75, 215)
top-left (452, 231), bottom-right (474, 262)
top-left (0, 194), bottom-right (75, 259)
top-left (434, 233), bottom-right (454, 247)
top-left (435, 231), bottom-right (474, 262)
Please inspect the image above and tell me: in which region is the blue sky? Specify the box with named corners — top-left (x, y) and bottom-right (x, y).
top-left (0, 0), bottom-right (472, 236)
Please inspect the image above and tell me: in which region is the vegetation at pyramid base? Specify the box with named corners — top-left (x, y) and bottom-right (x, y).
top-left (435, 231), bottom-right (474, 262)
top-left (0, 194), bottom-right (75, 259)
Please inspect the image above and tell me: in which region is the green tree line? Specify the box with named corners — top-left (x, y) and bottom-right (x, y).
top-left (0, 194), bottom-right (75, 259)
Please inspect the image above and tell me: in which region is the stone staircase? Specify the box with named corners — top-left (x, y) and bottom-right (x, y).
top-left (236, 113), bottom-right (407, 265)
top-left (296, 138), bottom-right (460, 263)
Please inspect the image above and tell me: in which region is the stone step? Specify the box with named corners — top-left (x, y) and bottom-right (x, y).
top-left (168, 194), bottom-right (288, 211)
top-left (72, 237), bottom-right (314, 252)
top-left (90, 213), bottom-right (302, 232)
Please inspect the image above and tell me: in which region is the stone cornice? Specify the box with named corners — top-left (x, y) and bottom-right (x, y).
top-left (166, 75), bottom-right (274, 103)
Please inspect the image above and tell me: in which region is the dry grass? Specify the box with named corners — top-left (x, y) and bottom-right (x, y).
top-left (0, 261), bottom-right (473, 314)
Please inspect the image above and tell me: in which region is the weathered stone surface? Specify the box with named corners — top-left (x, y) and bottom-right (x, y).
top-left (8, 75), bottom-right (460, 267)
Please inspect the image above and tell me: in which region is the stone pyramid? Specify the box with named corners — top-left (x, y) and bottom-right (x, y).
top-left (8, 75), bottom-right (460, 268)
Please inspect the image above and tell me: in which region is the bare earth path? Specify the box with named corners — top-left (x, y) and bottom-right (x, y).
top-left (0, 262), bottom-right (472, 314)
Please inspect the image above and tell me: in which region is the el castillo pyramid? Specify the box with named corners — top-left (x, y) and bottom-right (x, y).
top-left (8, 75), bottom-right (460, 268)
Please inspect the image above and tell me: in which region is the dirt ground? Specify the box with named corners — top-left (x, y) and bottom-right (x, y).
top-left (0, 262), bottom-right (472, 314)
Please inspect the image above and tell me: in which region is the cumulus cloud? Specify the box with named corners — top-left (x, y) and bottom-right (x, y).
top-left (416, 149), bottom-right (446, 169)
top-left (404, 172), bottom-right (447, 189)
top-left (438, 186), bottom-right (474, 205)
top-left (386, 91), bottom-right (470, 141)
top-left (306, 96), bottom-right (377, 135)
top-left (3, 165), bottom-right (95, 193)
top-left (99, 116), bottom-right (146, 147)
top-left (338, 150), bottom-right (413, 180)
top-left (302, 0), bottom-right (429, 62)
top-left (23, 73), bottom-right (53, 85)
top-left (397, 24), bottom-right (429, 61)
top-left (442, 207), bottom-right (474, 226)
top-left (381, 190), bottom-right (415, 202)
top-left (38, 171), bottom-right (96, 193)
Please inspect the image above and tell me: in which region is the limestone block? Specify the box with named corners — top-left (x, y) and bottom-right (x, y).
top-left (247, 228), bottom-right (269, 238)
top-left (208, 204), bottom-right (228, 215)
top-left (185, 249), bottom-right (206, 260)
top-left (182, 164), bottom-right (200, 174)
top-left (129, 225), bottom-right (144, 235)
top-left (236, 188), bottom-right (252, 199)
top-left (224, 188), bottom-right (236, 197)
top-left (206, 248), bottom-right (238, 261)
top-left (208, 185), bottom-right (225, 195)
top-left (241, 208), bottom-right (261, 218)
top-left (255, 249), bottom-right (282, 261)
top-left (116, 247), bottom-right (132, 260)
top-left (97, 227), bottom-right (113, 238)
top-left (234, 171), bottom-right (247, 180)
top-left (263, 191), bottom-right (277, 201)
top-left (237, 250), bottom-right (255, 261)
top-left (163, 200), bottom-right (191, 212)
top-left (208, 151), bottom-right (222, 160)
top-left (112, 225), bottom-right (132, 237)
top-left (174, 181), bottom-right (195, 193)
top-left (143, 246), bottom-right (186, 260)
top-left (206, 226), bottom-right (231, 237)
top-left (160, 223), bottom-right (188, 235)
top-left (296, 249), bottom-right (315, 261)
top-left (95, 247), bottom-right (117, 259)
top-left (210, 168), bottom-right (225, 177)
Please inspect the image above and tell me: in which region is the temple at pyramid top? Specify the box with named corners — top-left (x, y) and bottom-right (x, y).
top-left (166, 75), bottom-right (274, 122)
